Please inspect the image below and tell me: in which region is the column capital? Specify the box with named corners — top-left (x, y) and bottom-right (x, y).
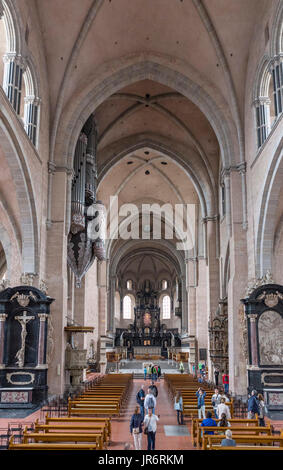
top-left (247, 313), bottom-right (258, 322)
top-left (24, 95), bottom-right (41, 106)
top-left (3, 52), bottom-right (27, 70)
top-left (202, 214), bottom-right (219, 224)
top-left (38, 314), bottom-right (48, 322)
top-left (253, 96), bottom-right (271, 107)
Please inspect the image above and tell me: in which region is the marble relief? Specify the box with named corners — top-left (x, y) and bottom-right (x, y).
top-left (258, 311), bottom-right (283, 365)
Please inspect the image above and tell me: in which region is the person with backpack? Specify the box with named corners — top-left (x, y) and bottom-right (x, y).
top-left (247, 390), bottom-right (260, 419)
top-left (144, 388), bottom-right (156, 415)
top-left (136, 384), bottom-right (145, 420)
top-left (149, 381), bottom-right (158, 398)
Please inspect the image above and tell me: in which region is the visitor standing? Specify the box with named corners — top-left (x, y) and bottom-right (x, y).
top-left (130, 406), bottom-right (143, 450)
top-left (257, 393), bottom-right (266, 426)
top-left (222, 371), bottom-right (229, 393)
top-left (143, 407), bottom-right (160, 450)
top-left (149, 381), bottom-right (158, 399)
top-left (217, 397), bottom-right (231, 420)
top-left (174, 391), bottom-right (184, 425)
top-left (179, 361), bottom-right (184, 374)
top-left (144, 388), bottom-right (156, 415)
top-left (214, 368), bottom-right (219, 386)
top-left (247, 390), bottom-right (259, 419)
top-left (144, 365), bottom-right (147, 380)
top-left (196, 388), bottom-right (206, 419)
top-left (136, 384), bottom-right (145, 420)
top-left (157, 365), bottom-right (161, 381)
top-left (211, 388), bottom-right (221, 419)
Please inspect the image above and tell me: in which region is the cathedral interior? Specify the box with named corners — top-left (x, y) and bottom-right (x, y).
top-left (0, 0), bottom-right (283, 442)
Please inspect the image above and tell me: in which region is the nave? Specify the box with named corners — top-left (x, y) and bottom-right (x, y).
top-left (1, 371), bottom-right (283, 451)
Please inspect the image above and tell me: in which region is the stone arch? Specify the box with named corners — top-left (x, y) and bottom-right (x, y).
top-left (97, 134), bottom-right (214, 218)
top-left (55, 53), bottom-right (239, 172)
top-left (256, 137), bottom-right (283, 277)
top-left (270, 0), bottom-right (283, 56)
top-left (0, 112), bottom-right (39, 274)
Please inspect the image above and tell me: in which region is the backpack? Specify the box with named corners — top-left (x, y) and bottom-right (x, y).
top-left (147, 396), bottom-right (154, 408)
top-left (136, 391), bottom-right (142, 403)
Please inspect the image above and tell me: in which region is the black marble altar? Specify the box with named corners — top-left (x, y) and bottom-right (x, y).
top-left (115, 281), bottom-right (180, 357)
top-left (0, 286), bottom-right (54, 409)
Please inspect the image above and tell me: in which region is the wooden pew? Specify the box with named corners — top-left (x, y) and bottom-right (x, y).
top-left (8, 435), bottom-right (98, 450)
top-left (44, 414), bottom-right (111, 439)
top-left (197, 424), bottom-right (272, 449)
top-left (191, 417), bottom-right (258, 447)
top-left (203, 432), bottom-right (283, 450)
top-left (22, 428), bottom-right (104, 450)
top-left (34, 422), bottom-right (109, 446)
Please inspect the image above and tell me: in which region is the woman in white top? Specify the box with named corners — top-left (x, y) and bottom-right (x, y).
top-left (216, 397), bottom-right (231, 420)
top-left (143, 407), bottom-right (160, 450)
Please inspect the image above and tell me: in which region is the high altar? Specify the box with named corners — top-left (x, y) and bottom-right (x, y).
top-left (115, 280), bottom-right (180, 358)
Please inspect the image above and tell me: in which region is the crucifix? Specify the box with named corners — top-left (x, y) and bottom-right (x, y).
top-left (15, 310), bottom-right (35, 367)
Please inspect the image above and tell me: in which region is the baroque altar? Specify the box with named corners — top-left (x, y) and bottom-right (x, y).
top-left (114, 281), bottom-right (180, 358)
top-left (0, 285), bottom-right (54, 408)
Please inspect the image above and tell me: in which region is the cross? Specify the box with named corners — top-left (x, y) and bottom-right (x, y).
top-left (15, 310), bottom-right (35, 368)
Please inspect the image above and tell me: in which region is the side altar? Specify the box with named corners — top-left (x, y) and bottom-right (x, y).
top-left (0, 285), bottom-right (54, 409)
top-left (114, 281), bottom-right (181, 358)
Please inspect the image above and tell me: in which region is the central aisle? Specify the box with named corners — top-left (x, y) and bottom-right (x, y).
top-left (110, 378), bottom-right (195, 450)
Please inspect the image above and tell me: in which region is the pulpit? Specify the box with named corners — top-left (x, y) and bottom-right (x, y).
top-left (0, 286), bottom-right (54, 409)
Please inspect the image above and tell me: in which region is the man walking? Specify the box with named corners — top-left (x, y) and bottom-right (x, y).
top-left (247, 390), bottom-right (259, 419)
top-left (136, 384), bottom-right (145, 420)
top-left (144, 388), bottom-right (156, 415)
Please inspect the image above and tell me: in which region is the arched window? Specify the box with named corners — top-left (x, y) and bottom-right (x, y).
top-left (161, 279), bottom-right (167, 290)
top-left (162, 295), bottom-right (171, 319)
top-left (126, 279), bottom-right (132, 290)
top-left (123, 295), bottom-right (132, 319)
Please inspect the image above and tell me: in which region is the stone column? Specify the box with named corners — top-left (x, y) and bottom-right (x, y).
top-left (3, 53), bottom-right (26, 114)
top-left (37, 313), bottom-right (48, 367)
top-left (24, 96), bottom-right (41, 146)
top-left (248, 314), bottom-right (259, 367)
top-left (227, 170), bottom-right (248, 395)
top-left (46, 169), bottom-right (68, 395)
top-left (0, 314), bottom-right (7, 367)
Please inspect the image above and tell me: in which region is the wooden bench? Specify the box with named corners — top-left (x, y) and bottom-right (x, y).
top-left (34, 422), bottom-right (109, 446)
top-left (191, 417), bottom-right (258, 447)
top-left (8, 435), bottom-right (99, 450)
top-left (22, 429), bottom-right (104, 449)
top-left (203, 432), bottom-right (283, 450)
top-left (44, 414), bottom-right (111, 439)
top-left (197, 424), bottom-right (272, 449)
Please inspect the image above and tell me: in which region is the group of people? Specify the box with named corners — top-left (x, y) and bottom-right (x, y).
top-left (143, 364), bottom-right (161, 382)
top-left (130, 381), bottom-right (160, 450)
top-left (200, 411), bottom-right (236, 446)
top-left (196, 387), bottom-right (230, 420)
top-left (247, 389), bottom-right (267, 426)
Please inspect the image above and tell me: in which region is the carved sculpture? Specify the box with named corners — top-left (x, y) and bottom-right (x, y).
top-left (209, 299), bottom-right (228, 372)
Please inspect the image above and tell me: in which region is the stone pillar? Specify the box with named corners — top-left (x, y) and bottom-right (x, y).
top-left (248, 314), bottom-right (259, 367)
top-left (24, 96), bottom-right (41, 146)
top-left (37, 314), bottom-right (48, 367)
top-left (0, 314), bottom-right (7, 367)
top-left (3, 53), bottom-right (26, 114)
top-left (46, 170), bottom-right (68, 395)
top-left (227, 170), bottom-right (248, 395)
